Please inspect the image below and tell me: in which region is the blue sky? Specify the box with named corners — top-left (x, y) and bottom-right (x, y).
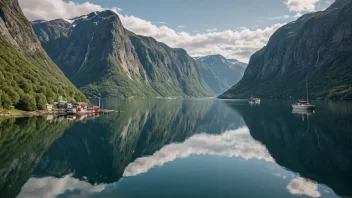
top-left (71, 0), bottom-right (331, 33)
top-left (19, 0), bottom-right (334, 62)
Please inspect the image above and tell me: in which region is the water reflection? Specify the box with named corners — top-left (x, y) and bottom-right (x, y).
top-left (33, 99), bottom-right (243, 184)
top-left (0, 117), bottom-right (73, 198)
top-left (228, 100), bottom-right (352, 197)
top-left (18, 175), bottom-right (108, 198)
top-left (292, 109), bottom-right (315, 121)
top-left (287, 177), bottom-right (321, 198)
top-left (124, 127), bottom-right (273, 177)
top-left (0, 99), bottom-right (351, 198)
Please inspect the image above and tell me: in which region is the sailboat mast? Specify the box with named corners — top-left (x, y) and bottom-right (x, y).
top-left (306, 76), bottom-right (309, 103)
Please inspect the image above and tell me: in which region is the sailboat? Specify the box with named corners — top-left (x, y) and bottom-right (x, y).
top-left (292, 77), bottom-right (315, 110)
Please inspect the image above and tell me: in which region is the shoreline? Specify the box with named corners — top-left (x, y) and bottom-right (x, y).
top-left (0, 109), bottom-right (116, 119)
top-left (0, 110), bottom-right (67, 118)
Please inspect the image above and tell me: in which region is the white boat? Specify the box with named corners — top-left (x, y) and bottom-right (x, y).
top-left (249, 96), bottom-right (261, 104)
top-left (292, 101), bottom-right (314, 110)
top-left (292, 77), bottom-right (314, 110)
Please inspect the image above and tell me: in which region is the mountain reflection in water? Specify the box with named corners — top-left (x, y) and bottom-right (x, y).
top-left (0, 99), bottom-right (351, 198)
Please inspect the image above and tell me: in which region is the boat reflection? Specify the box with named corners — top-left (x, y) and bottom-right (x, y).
top-left (227, 100), bottom-right (352, 197)
top-left (292, 109), bottom-right (315, 121)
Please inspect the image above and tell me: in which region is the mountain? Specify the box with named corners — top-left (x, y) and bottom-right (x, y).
top-left (32, 11), bottom-right (214, 98)
top-left (196, 55), bottom-right (247, 93)
top-left (219, 0), bottom-right (352, 99)
top-left (0, 0), bottom-right (87, 111)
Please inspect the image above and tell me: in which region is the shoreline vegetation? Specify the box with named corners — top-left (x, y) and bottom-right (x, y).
top-left (0, 109), bottom-right (116, 119)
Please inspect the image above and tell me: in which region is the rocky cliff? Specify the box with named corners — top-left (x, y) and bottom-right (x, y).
top-left (0, 0), bottom-right (87, 111)
top-left (33, 11), bottom-right (215, 98)
top-left (220, 0), bottom-right (352, 99)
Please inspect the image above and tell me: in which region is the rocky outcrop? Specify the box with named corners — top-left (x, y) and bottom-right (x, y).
top-left (220, 0), bottom-right (352, 99)
top-left (0, 0), bottom-right (41, 52)
top-left (33, 11), bottom-right (214, 98)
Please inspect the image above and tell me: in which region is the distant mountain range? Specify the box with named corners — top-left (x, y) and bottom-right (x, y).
top-left (0, 0), bottom-right (87, 111)
top-left (220, 0), bottom-right (352, 99)
top-left (195, 55), bottom-right (247, 93)
top-left (32, 12), bottom-right (246, 98)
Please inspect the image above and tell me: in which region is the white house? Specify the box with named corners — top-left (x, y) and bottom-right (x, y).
top-left (46, 104), bottom-right (53, 111)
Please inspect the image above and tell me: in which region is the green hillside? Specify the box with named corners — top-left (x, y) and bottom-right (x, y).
top-left (0, 0), bottom-right (87, 111)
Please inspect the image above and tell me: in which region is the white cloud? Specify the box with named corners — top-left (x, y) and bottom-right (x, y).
top-left (118, 14), bottom-right (283, 63)
top-left (235, 27), bottom-right (247, 31)
top-left (159, 21), bottom-right (167, 24)
top-left (287, 177), bottom-right (321, 197)
top-left (18, 0), bottom-right (122, 21)
top-left (207, 28), bottom-right (218, 32)
top-left (177, 25), bottom-right (186, 28)
top-left (268, 15), bottom-right (290, 20)
top-left (19, 0), bottom-right (284, 63)
top-left (285, 0), bottom-right (320, 13)
top-left (123, 127), bottom-right (275, 177)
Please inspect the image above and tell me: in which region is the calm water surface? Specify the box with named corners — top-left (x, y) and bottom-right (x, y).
top-left (0, 99), bottom-right (351, 198)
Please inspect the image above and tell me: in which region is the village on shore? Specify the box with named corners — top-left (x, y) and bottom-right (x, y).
top-left (0, 100), bottom-right (115, 118)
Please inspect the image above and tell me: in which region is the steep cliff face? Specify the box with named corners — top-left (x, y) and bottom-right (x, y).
top-left (0, 0), bottom-right (87, 111)
top-left (196, 55), bottom-right (247, 93)
top-left (0, 0), bottom-right (41, 52)
top-left (33, 11), bottom-right (214, 98)
top-left (128, 33), bottom-right (212, 97)
top-left (220, 0), bottom-right (352, 99)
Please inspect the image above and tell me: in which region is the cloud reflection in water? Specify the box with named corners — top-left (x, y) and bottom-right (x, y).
top-left (287, 177), bottom-right (321, 198)
top-left (17, 127), bottom-right (327, 198)
top-left (123, 127), bottom-right (274, 177)
top-left (17, 175), bottom-right (110, 198)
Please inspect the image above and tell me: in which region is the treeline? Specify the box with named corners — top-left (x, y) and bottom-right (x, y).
top-left (0, 38), bottom-right (87, 111)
